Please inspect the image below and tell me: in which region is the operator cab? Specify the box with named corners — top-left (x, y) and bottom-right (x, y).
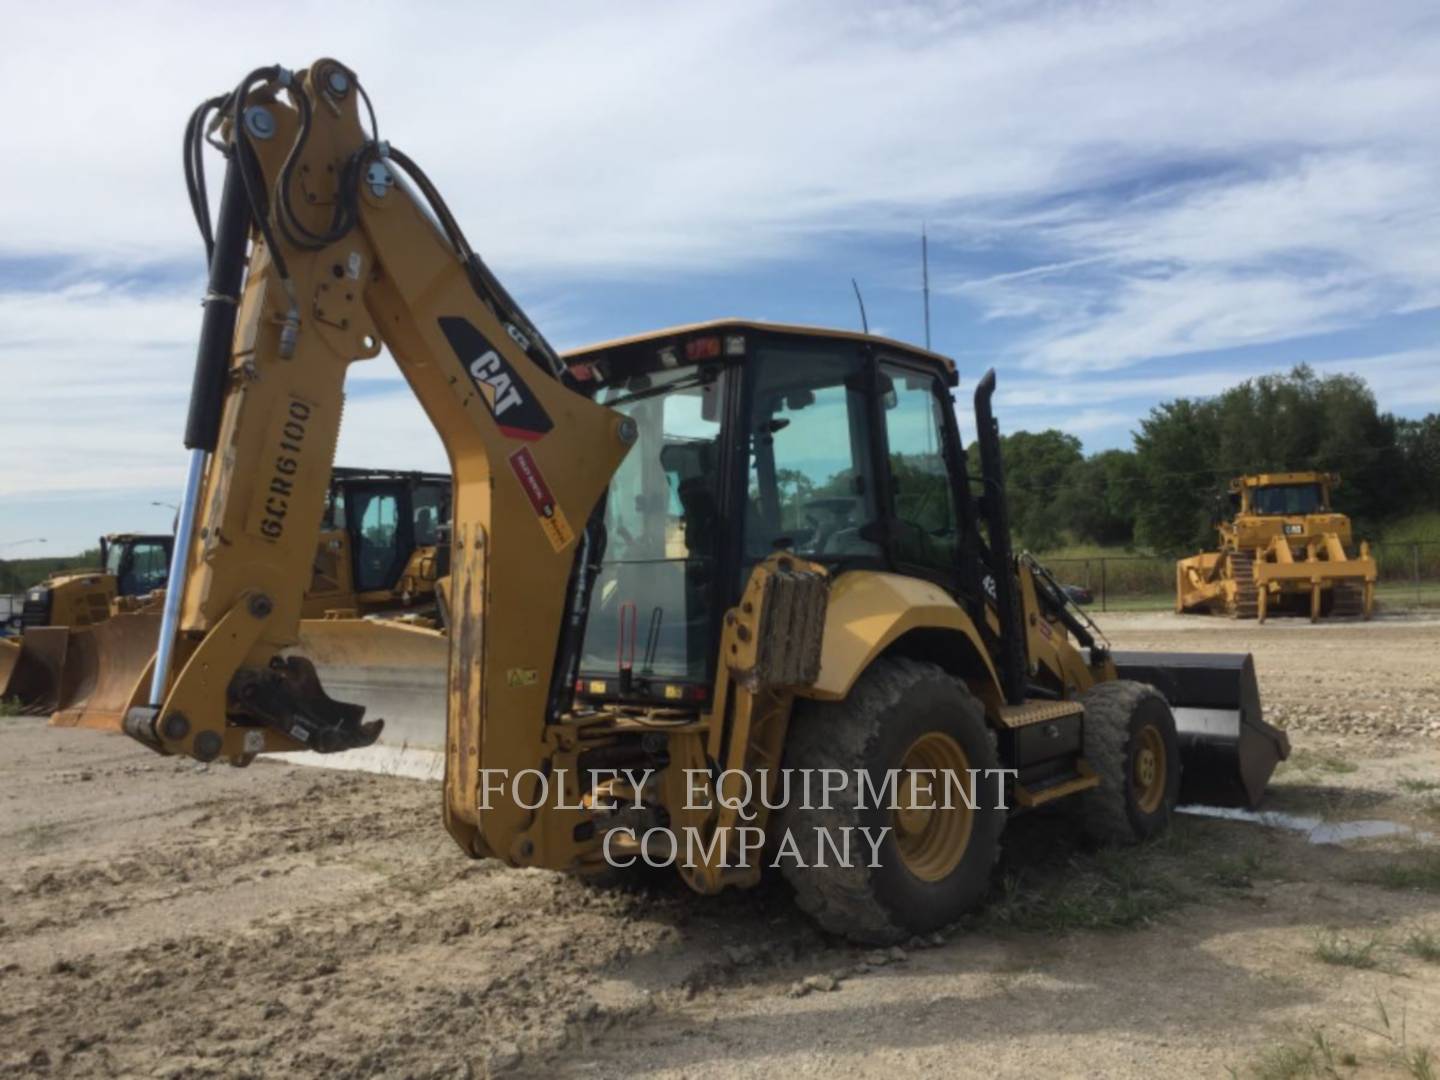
top-left (101, 534), bottom-right (174, 598)
top-left (1247, 482), bottom-right (1327, 516)
top-left (320, 467), bottom-right (451, 598)
top-left (563, 320), bottom-right (976, 706)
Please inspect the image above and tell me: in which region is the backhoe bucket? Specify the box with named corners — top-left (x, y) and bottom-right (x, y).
top-left (50, 613), bottom-right (161, 730)
top-left (1, 628), bottom-right (79, 715)
top-left (1112, 651), bottom-right (1288, 809)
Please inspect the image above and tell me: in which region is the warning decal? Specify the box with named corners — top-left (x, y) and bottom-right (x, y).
top-left (507, 446), bottom-right (575, 552)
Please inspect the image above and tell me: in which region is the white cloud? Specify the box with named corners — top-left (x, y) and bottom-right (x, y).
top-left (990, 346), bottom-right (1440, 447)
top-left (2, 1), bottom-right (1438, 532)
top-left (3, 1), bottom-right (1437, 279)
top-left (958, 151), bottom-right (1440, 372)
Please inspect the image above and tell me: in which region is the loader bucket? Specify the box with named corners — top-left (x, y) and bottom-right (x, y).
top-left (1, 627), bottom-right (77, 714)
top-left (50, 612), bottom-right (161, 730)
top-left (1112, 651), bottom-right (1289, 809)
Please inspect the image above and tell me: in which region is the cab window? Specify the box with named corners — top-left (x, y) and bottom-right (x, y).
top-left (412, 484), bottom-right (445, 546)
top-left (744, 341), bottom-right (879, 561)
top-left (881, 364), bottom-right (957, 575)
top-left (352, 488), bottom-right (402, 592)
top-left (119, 541), bottom-right (171, 597)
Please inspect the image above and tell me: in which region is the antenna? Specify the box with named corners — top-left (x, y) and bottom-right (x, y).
top-left (851, 277), bottom-right (869, 334)
top-left (921, 224), bottom-right (932, 350)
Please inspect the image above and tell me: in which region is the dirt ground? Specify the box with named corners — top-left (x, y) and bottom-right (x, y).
top-left (2, 614), bottom-right (1438, 1079)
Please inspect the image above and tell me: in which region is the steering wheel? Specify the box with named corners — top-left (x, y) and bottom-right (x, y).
top-left (802, 497), bottom-right (855, 549)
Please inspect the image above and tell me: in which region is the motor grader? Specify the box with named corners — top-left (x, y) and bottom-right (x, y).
top-left (68, 58), bottom-right (1289, 943)
top-left (0, 468), bottom-right (450, 723)
top-left (1176, 472), bottom-right (1377, 622)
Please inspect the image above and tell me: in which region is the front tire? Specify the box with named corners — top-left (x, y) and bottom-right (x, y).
top-left (1079, 680), bottom-right (1181, 844)
top-left (779, 658), bottom-right (1005, 944)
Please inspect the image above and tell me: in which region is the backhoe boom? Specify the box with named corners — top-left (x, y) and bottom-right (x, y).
top-left (128, 59), bottom-right (633, 863)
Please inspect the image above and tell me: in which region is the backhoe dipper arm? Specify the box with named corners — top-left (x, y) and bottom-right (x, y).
top-left (128, 60), bottom-right (633, 860)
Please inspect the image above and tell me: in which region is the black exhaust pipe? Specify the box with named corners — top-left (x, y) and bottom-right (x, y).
top-left (973, 370), bottom-right (1027, 706)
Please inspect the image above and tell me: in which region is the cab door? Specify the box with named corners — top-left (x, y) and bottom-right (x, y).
top-left (874, 360), bottom-right (963, 591)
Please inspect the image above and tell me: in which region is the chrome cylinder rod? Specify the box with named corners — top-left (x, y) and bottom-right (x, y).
top-left (148, 447), bottom-right (206, 704)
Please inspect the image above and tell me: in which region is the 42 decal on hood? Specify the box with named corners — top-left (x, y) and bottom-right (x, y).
top-left (438, 316), bottom-right (554, 441)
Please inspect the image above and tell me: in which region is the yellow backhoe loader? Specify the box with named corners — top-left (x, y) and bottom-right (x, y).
top-left (68, 59), bottom-right (1289, 942)
top-left (1, 468), bottom-right (450, 722)
top-left (1176, 472), bottom-right (1377, 622)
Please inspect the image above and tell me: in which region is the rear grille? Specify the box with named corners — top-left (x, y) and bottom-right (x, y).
top-left (21, 588), bottom-right (52, 629)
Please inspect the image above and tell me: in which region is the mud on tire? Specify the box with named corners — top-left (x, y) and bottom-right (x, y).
top-left (1079, 680), bottom-right (1181, 845)
top-left (778, 657), bottom-right (1005, 944)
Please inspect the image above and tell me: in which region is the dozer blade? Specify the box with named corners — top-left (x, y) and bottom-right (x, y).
top-left (50, 613), bottom-right (161, 730)
top-left (2, 627), bottom-right (77, 715)
top-left (45, 612), bottom-right (448, 770)
top-left (293, 619), bottom-right (448, 754)
top-left (1112, 650), bottom-right (1289, 809)
top-left (0, 638), bottom-right (18, 702)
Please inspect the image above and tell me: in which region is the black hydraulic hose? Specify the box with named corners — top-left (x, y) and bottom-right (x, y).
top-left (184, 155), bottom-right (252, 452)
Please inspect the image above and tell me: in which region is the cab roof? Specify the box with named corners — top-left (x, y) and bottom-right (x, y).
top-left (1232, 472), bottom-right (1337, 488)
top-left (561, 319), bottom-right (958, 380)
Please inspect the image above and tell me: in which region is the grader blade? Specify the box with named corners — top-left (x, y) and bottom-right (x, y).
top-left (1112, 651), bottom-right (1288, 809)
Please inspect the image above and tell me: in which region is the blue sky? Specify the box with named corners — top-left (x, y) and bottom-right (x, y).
top-left (2, 1), bottom-right (1439, 558)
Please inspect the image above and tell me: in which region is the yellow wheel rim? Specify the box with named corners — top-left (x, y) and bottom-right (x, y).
top-left (892, 732), bottom-right (973, 883)
top-left (1133, 724), bottom-right (1166, 815)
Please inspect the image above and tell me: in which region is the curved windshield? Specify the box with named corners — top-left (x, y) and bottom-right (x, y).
top-left (579, 365), bottom-right (727, 683)
top-left (1251, 483), bottom-right (1324, 516)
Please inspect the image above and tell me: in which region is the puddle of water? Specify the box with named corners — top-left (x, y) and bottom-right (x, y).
top-left (1181, 804), bottom-right (1435, 845)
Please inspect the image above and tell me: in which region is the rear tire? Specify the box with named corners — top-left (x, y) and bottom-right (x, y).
top-left (1079, 680), bottom-right (1180, 844)
top-left (778, 658), bottom-right (1005, 944)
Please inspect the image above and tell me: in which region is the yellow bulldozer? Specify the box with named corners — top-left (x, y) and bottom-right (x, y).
top-left (56, 58), bottom-right (1292, 942)
top-left (0, 533), bottom-right (175, 716)
top-left (0, 467), bottom-right (451, 722)
top-left (1176, 472), bottom-right (1377, 622)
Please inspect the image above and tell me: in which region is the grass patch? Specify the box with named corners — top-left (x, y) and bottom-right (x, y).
top-left (1402, 930), bottom-right (1440, 963)
top-left (1399, 779), bottom-right (1440, 795)
top-left (982, 846), bottom-right (1194, 933)
top-left (1205, 851), bottom-right (1264, 890)
top-left (1244, 1030), bottom-right (1346, 1080)
top-left (0, 697), bottom-right (24, 717)
top-left (1312, 930), bottom-right (1381, 970)
top-left (1355, 853), bottom-right (1440, 893)
top-left (1284, 749), bottom-right (1359, 776)
top-left (1380, 511), bottom-right (1440, 544)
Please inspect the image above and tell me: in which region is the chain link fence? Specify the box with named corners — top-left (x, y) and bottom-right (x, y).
top-left (1040, 541), bottom-right (1440, 614)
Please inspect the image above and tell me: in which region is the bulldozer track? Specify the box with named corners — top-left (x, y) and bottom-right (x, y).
top-left (1229, 552), bottom-right (1259, 619)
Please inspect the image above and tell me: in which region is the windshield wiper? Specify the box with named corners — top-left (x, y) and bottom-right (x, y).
top-left (603, 373), bottom-right (710, 408)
